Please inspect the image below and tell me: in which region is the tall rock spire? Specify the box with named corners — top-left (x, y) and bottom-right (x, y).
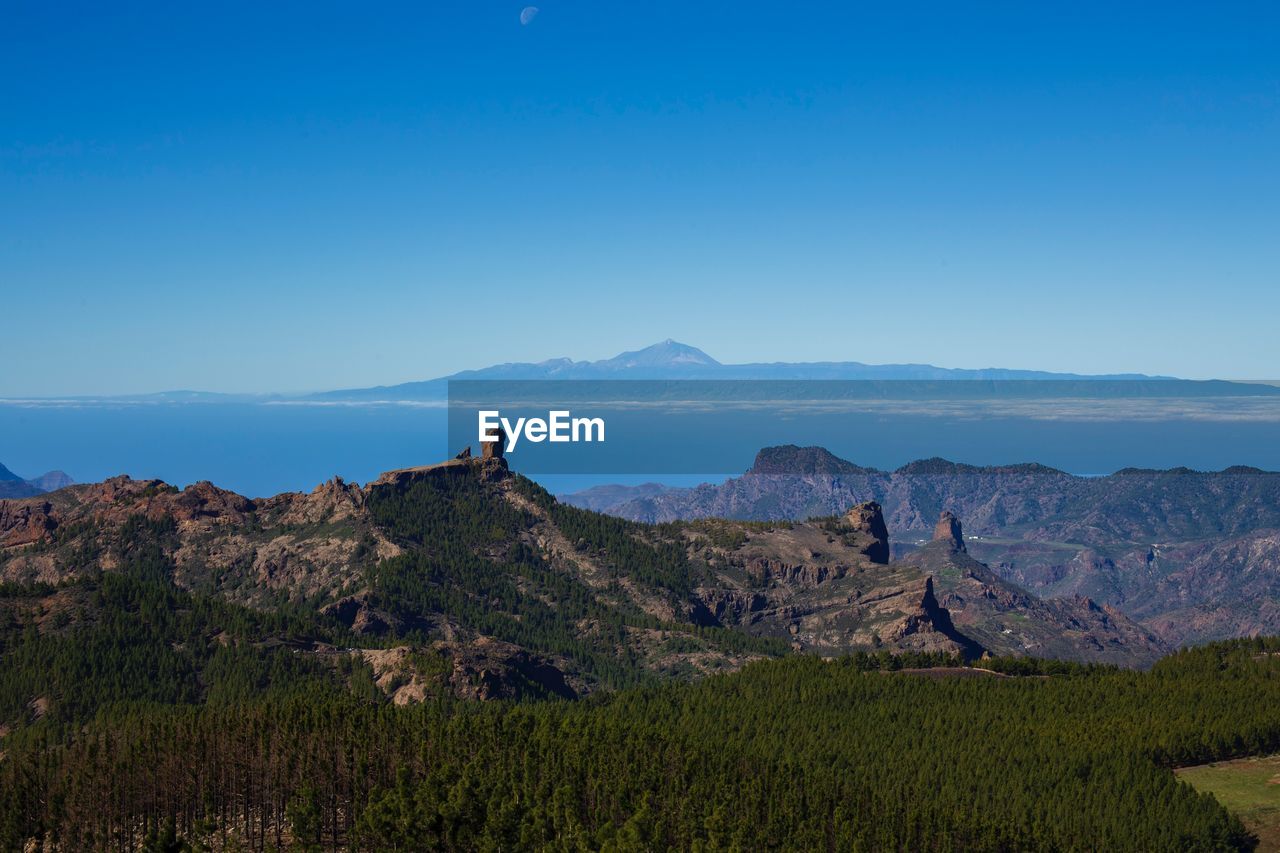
top-left (933, 511), bottom-right (966, 552)
top-left (844, 501), bottom-right (890, 564)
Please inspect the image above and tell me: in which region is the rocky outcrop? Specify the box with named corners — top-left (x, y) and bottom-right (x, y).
top-left (698, 588), bottom-right (768, 622)
top-left (325, 593), bottom-right (403, 636)
top-left (886, 576), bottom-right (981, 656)
top-left (845, 502), bottom-right (890, 564)
top-left (33, 476), bottom-right (247, 536)
top-left (346, 637), bottom-right (581, 703)
top-left (357, 636), bottom-right (581, 703)
top-left (372, 454), bottom-right (508, 490)
top-left (170, 482), bottom-right (255, 527)
top-left (681, 511), bottom-right (977, 657)
top-left (900, 525), bottom-right (1168, 667)
top-left (372, 460), bottom-right (471, 488)
top-left (274, 476), bottom-right (365, 525)
top-left (442, 637), bottom-right (578, 701)
top-left (0, 470), bottom-right (400, 601)
top-left (80, 475), bottom-right (167, 507)
top-left (933, 511), bottom-right (966, 552)
top-left (481, 428), bottom-right (505, 460)
top-left (740, 556), bottom-right (852, 588)
top-left (0, 500), bottom-right (58, 547)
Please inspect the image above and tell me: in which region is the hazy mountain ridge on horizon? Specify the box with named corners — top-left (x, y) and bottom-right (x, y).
top-left (562, 449), bottom-right (1279, 510)
top-left (312, 339), bottom-right (1200, 401)
top-left (10, 339), bottom-right (1280, 403)
top-left (0, 462), bottom-right (73, 499)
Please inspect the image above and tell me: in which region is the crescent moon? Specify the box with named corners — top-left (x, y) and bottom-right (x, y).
top-left (520, 6), bottom-right (538, 25)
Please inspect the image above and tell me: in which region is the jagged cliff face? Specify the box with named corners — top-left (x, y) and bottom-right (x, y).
top-left (567, 446), bottom-right (1280, 648)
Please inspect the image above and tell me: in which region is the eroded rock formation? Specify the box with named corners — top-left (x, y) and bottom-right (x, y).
top-left (934, 511), bottom-right (966, 552)
top-left (845, 501), bottom-right (890, 564)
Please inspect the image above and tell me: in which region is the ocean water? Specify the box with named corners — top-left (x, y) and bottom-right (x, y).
top-left (3, 397), bottom-right (1280, 497)
top-left (0, 402), bottom-right (449, 498)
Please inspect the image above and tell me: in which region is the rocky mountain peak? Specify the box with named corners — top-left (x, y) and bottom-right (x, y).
top-left (844, 501), bottom-right (889, 564)
top-left (600, 339), bottom-right (720, 369)
top-left (275, 476), bottom-right (366, 525)
top-left (28, 471), bottom-right (74, 492)
top-left (933, 511), bottom-right (966, 552)
top-left (170, 481), bottom-right (256, 527)
top-left (0, 464), bottom-right (76, 500)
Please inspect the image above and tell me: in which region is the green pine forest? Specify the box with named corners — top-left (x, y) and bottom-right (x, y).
top-left (1, 475), bottom-right (1279, 850)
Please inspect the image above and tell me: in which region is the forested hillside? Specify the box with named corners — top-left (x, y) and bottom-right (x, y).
top-left (2, 454), bottom-right (1277, 849)
top-left (4, 639), bottom-right (1280, 850)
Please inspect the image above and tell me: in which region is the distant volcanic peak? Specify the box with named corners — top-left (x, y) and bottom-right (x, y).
top-left (749, 445), bottom-right (876, 477)
top-left (933, 511), bottom-right (966, 552)
top-left (600, 339), bottom-right (720, 369)
top-left (28, 471), bottom-right (74, 492)
top-left (0, 464), bottom-right (75, 498)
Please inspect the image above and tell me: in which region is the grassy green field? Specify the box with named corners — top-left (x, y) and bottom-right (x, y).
top-left (1177, 754), bottom-right (1280, 851)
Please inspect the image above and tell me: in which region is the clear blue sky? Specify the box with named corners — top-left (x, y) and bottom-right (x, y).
top-left (3, 1), bottom-right (1278, 395)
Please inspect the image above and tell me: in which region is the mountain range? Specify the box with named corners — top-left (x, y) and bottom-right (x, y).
top-left (10, 340), bottom-right (1280, 404)
top-left (0, 463), bottom-right (73, 499)
top-left (0, 446), bottom-right (1168, 725)
top-left (563, 446), bottom-right (1280, 647)
top-left (312, 339), bottom-right (1202, 401)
